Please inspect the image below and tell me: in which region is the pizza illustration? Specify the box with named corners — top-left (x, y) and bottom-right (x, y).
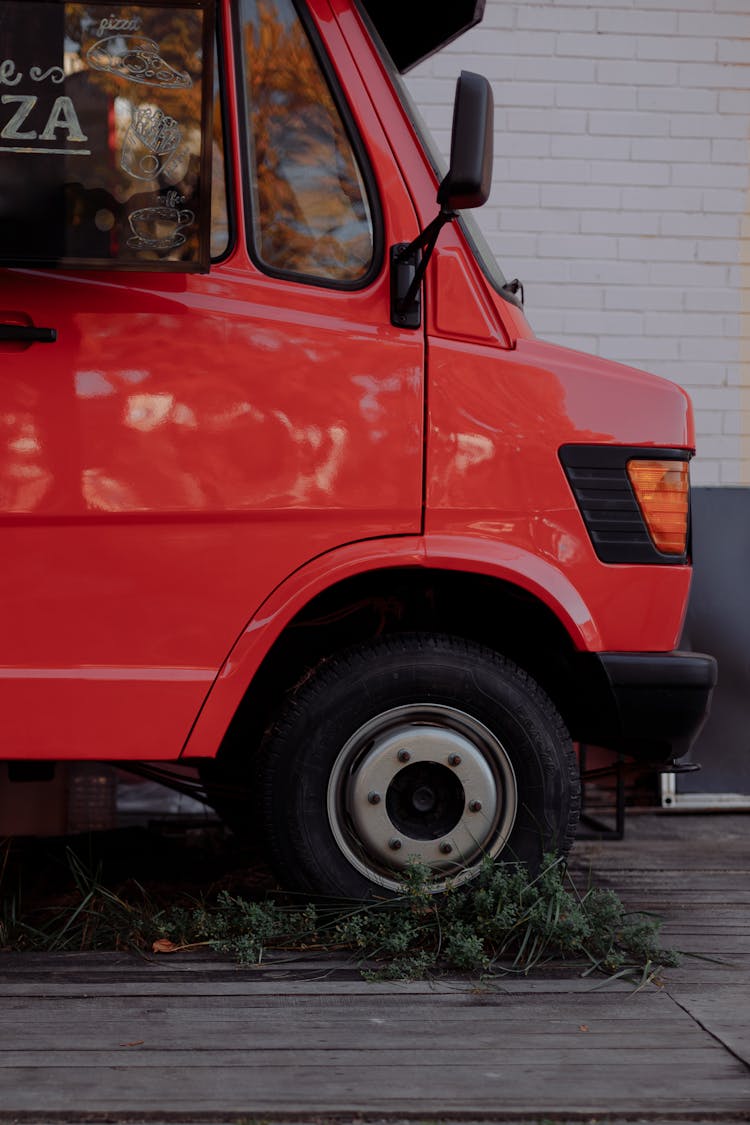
top-left (86, 36), bottom-right (193, 89)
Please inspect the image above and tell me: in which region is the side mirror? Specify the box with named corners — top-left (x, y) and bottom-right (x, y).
top-left (390, 71), bottom-right (494, 328)
top-left (437, 71), bottom-right (494, 211)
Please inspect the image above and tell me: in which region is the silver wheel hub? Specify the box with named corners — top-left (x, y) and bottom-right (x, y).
top-left (326, 704), bottom-right (517, 891)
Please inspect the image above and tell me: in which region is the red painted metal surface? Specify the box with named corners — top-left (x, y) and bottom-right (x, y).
top-left (0, 0), bottom-right (697, 764)
top-left (0, 2), bottom-right (424, 760)
top-left (425, 327), bottom-right (694, 652)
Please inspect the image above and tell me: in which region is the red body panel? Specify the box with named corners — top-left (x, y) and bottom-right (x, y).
top-left (425, 321), bottom-right (693, 652)
top-left (0, 259), bottom-right (424, 760)
top-left (0, 0), bottom-right (696, 763)
top-left (0, 2), bottom-right (425, 760)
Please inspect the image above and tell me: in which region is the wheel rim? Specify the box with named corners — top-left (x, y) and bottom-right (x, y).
top-left (326, 703), bottom-right (518, 892)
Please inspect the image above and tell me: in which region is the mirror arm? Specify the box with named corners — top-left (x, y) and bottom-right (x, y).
top-left (394, 207), bottom-right (456, 314)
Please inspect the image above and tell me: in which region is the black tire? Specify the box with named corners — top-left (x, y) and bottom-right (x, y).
top-left (259, 633), bottom-right (580, 898)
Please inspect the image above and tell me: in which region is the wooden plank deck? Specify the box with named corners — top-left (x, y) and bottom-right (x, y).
top-left (0, 812), bottom-right (748, 1121)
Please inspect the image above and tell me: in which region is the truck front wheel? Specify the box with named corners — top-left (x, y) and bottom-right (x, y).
top-left (259, 634), bottom-right (580, 898)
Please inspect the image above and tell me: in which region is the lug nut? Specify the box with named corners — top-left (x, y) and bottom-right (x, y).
top-left (397, 749), bottom-right (411, 763)
top-left (439, 842), bottom-right (453, 854)
top-left (389, 837), bottom-right (402, 851)
top-left (368, 791), bottom-right (381, 805)
top-left (448, 754), bottom-right (462, 766)
top-left (468, 800), bottom-right (482, 812)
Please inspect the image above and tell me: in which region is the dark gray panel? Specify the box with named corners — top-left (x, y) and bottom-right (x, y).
top-left (677, 487), bottom-right (750, 795)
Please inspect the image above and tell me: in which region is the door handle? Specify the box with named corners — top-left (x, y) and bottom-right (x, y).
top-left (0, 323), bottom-right (57, 343)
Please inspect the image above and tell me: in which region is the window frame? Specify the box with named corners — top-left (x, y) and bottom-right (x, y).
top-left (210, 1), bottom-right (236, 265)
top-left (232, 0), bottom-right (383, 291)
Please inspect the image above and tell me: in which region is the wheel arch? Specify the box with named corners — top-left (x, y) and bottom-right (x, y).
top-left (182, 534), bottom-right (599, 762)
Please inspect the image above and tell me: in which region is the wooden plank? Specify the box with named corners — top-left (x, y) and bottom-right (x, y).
top-left (0, 977), bottom-right (644, 995)
top-left (0, 1029), bottom-right (712, 1051)
top-left (0, 991), bottom-right (681, 1015)
top-left (572, 893), bottom-right (750, 905)
top-left (0, 1046), bottom-right (735, 1067)
top-left (657, 938), bottom-right (750, 955)
top-left (667, 988), bottom-right (750, 1066)
top-left (0, 1061), bottom-right (748, 1115)
top-left (0, 812), bottom-right (749, 1119)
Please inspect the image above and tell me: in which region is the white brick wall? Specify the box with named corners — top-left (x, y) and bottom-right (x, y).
top-left (405, 0), bottom-right (750, 486)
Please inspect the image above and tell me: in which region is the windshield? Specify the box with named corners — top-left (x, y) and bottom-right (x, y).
top-left (356, 4), bottom-right (515, 302)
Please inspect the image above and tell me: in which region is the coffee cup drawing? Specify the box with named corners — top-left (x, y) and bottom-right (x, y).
top-left (127, 205), bottom-right (194, 250)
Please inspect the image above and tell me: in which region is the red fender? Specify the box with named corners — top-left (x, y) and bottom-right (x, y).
top-left (181, 533), bottom-right (598, 758)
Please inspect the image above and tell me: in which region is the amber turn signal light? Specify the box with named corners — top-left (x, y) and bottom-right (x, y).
top-left (626, 459), bottom-right (689, 555)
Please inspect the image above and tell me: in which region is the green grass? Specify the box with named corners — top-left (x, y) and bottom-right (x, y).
top-left (0, 835), bottom-right (678, 981)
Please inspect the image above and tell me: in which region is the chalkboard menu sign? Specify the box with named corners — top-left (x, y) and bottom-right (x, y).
top-left (0, 0), bottom-right (214, 271)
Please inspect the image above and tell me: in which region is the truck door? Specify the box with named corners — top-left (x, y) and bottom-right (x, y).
top-left (0, 0), bottom-right (424, 761)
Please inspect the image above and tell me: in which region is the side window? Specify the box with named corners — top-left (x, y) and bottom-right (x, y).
top-left (237, 0), bottom-right (375, 284)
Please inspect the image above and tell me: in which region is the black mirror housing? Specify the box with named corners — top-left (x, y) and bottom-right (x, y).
top-left (391, 70), bottom-right (494, 327)
top-left (437, 71), bottom-right (494, 211)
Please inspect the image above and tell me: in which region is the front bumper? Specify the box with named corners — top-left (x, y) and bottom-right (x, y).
top-left (574, 651), bottom-right (717, 762)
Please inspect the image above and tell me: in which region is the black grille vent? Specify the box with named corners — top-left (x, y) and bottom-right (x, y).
top-left (559, 445), bottom-right (691, 565)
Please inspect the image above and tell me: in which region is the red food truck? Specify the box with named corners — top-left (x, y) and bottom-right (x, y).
top-left (0, 0), bottom-right (715, 896)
